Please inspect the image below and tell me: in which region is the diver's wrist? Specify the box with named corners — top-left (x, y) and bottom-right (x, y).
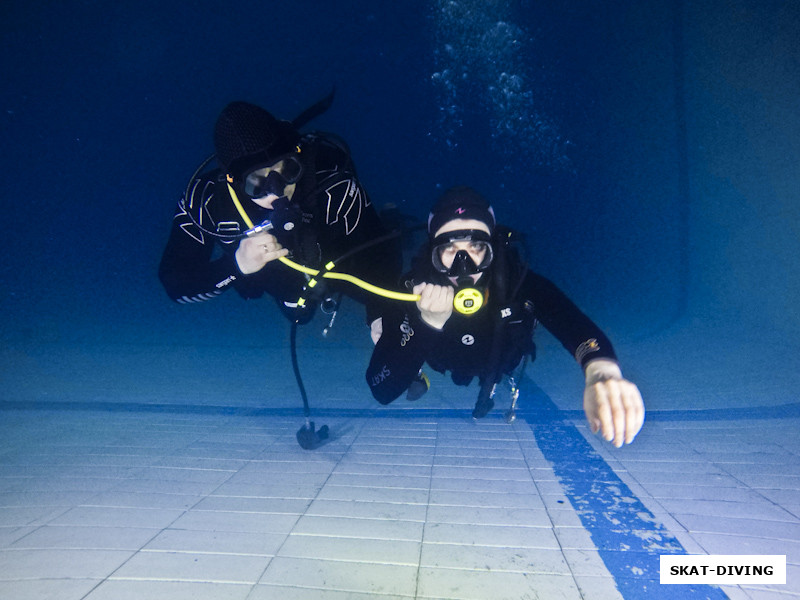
top-left (420, 313), bottom-right (448, 331)
top-left (584, 359), bottom-right (622, 386)
top-left (410, 309), bottom-right (447, 332)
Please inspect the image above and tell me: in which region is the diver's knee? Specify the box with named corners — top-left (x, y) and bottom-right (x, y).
top-left (374, 393), bottom-right (397, 406)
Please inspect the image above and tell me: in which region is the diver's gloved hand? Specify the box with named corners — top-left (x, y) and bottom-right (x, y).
top-left (582, 359), bottom-right (645, 448)
top-left (235, 231), bottom-right (288, 275)
top-left (413, 282), bottom-right (454, 330)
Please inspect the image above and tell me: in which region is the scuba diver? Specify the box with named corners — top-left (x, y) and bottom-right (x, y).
top-left (159, 94), bottom-right (409, 449)
top-left (365, 186), bottom-right (645, 447)
top-left (158, 96), bottom-right (401, 328)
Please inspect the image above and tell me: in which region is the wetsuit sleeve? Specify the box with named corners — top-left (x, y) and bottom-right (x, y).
top-left (366, 307), bottom-right (440, 405)
top-left (158, 199), bottom-right (241, 303)
top-left (524, 271), bottom-right (618, 369)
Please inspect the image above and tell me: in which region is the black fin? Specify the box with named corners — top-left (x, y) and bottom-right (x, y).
top-left (292, 86), bottom-right (336, 131)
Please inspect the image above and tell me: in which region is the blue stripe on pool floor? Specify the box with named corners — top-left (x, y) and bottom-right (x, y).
top-left (527, 389), bottom-right (729, 599)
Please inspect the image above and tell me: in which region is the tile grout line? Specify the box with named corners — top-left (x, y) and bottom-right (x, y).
top-left (413, 417), bottom-right (439, 600)
top-left (243, 417), bottom-right (368, 599)
top-left (513, 418), bottom-right (586, 599)
top-left (74, 423), bottom-right (235, 599)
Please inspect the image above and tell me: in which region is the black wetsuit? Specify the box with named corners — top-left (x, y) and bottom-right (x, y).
top-left (159, 133), bottom-right (400, 324)
top-left (366, 254), bottom-right (617, 404)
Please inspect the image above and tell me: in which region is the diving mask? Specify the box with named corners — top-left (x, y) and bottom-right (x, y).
top-left (243, 154), bottom-right (303, 199)
top-left (431, 229), bottom-right (493, 315)
top-left (431, 229), bottom-right (493, 276)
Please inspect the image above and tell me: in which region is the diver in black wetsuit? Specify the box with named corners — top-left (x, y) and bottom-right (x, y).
top-left (366, 186), bottom-right (644, 447)
top-left (158, 99), bottom-right (400, 328)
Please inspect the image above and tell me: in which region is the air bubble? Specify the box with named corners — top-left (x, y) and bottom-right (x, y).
top-left (429, 0), bottom-right (573, 170)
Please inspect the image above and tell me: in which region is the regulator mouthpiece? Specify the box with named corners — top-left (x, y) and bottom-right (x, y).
top-left (454, 287), bottom-right (484, 315)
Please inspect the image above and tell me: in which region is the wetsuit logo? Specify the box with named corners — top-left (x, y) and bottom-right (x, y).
top-left (325, 178), bottom-right (364, 235)
top-left (370, 365), bottom-right (391, 387)
top-left (461, 334), bottom-right (475, 346)
top-left (575, 338), bottom-right (600, 363)
top-left (400, 317), bottom-right (414, 347)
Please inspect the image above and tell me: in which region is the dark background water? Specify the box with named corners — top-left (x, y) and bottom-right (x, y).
top-left (2, 1), bottom-right (798, 409)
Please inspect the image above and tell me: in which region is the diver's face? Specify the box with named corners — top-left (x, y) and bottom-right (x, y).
top-left (246, 160), bottom-right (298, 209)
top-left (433, 219), bottom-right (492, 284)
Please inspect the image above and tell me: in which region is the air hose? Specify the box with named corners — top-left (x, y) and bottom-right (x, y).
top-left (227, 181), bottom-right (421, 304)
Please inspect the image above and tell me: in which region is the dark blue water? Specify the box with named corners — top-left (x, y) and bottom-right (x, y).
top-left (2, 1), bottom-right (798, 400)
top-left (2, 4), bottom-right (799, 598)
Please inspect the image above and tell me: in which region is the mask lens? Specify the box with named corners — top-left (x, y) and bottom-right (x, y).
top-left (244, 169), bottom-right (284, 198)
top-left (431, 231), bottom-right (493, 274)
top-left (280, 156), bottom-right (303, 183)
top-left (243, 156), bottom-right (304, 198)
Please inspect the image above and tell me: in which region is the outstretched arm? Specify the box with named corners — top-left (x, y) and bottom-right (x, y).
top-left (524, 271), bottom-right (644, 446)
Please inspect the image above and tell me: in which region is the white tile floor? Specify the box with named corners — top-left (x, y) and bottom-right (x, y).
top-left (1, 396), bottom-right (797, 599)
top-left (1, 313), bottom-right (798, 599)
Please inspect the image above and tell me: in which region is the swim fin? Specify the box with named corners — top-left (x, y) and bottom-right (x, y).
top-left (406, 371), bottom-right (430, 401)
top-left (296, 421), bottom-right (329, 450)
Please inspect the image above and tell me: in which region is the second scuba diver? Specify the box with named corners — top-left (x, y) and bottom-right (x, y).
top-left (365, 186), bottom-right (645, 447)
top-left (159, 98), bottom-right (401, 328)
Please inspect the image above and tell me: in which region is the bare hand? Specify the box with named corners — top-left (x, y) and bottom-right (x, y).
top-left (413, 282), bottom-right (454, 330)
top-left (583, 377), bottom-right (645, 447)
top-left (235, 231), bottom-right (288, 275)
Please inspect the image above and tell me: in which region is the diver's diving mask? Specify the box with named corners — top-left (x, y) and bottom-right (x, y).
top-left (431, 229), bottom-right (493, 315)
top-left (431, 229), bottom-right (493, 276)
top-left (243, 154), bottom-right (304, 199)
